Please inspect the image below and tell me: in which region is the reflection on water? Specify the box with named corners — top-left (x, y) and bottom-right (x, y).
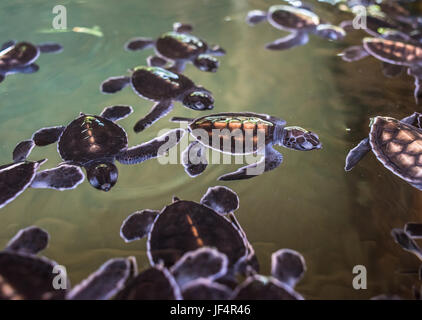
top-left (0, 0), bottom-right (421, 299)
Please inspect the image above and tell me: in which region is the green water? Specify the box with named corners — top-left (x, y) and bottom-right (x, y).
top-left (0, 0), bottom-right (421, 299)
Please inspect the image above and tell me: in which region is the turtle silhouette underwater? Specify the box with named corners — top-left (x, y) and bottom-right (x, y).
top-left (0, 40), bottom-right (62, 83)
top-left (124, 22), bottom-right (225, 73)
top-left (13, 105), bottom-right (184, 192)
top-left (345, 112), bottom-right (422, 190)
top-left (171, 112), bottom-right (322, 181)
top-left (246, 4), bottom-right (345, 51)
top-left (341, 36), bottom-right (422, 104)
top-left (120, 186), bottom-right (258, 276)
top-left (101, 66), bottom-right (214, 133)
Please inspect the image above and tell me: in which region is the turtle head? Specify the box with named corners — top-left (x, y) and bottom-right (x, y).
top-left (281, 126), bottom-right (322, 151)
top-left (193, 54), bottom-right (219, 72)
top-left (86, 162), bottom-right (118, 192)
top-left (183, 89), bottom-right (214, 111)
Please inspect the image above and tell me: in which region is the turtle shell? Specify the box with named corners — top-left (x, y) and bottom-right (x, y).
top-left (58, 115), bottom-right (127, 165)
top-left (147, 200), bottom-right (247, 268)
top-left (369, 116), bottom-right (422, 189)
top-left (130, 66), bottom-right (194, 101)
top-left (156, 31), bottom-right (208, 60)
top-left (363, 38), bottom-right (422, 66)
top-left (188, 112), bottom-right (277, 154)
top-left (268, 5), bottom-right (319, 31)
top-left (0, 42), bottom-right (39, 69)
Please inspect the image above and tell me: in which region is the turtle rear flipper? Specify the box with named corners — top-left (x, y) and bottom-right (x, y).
top-left (100, 76), bottom-right (130, 94)
top-left (31, 164), bottom-right (84, 190)
top-left (173, 22), bottom-right (193, 34)
top-left (341, 45), bottom-right (369, 62)
top-left (5, 226), bottom-right (49, 255)
top-left (31, 126), bottom-right (65, 146)
top-left (391, 229), bottom-right (422, 260)
top-left (182, 141), bottom-right (208, 177)
top-left (265, 32), bottom-right (309, 51)
top-left (124, 37), bottom-right (155, 51)
top-left (147, 55), bottom-right (168, 67)
top-left (170, 247), bottom-right (228, 289)
top-left (120, 209), bottom-right (159, 242)
top-left (1, 40), bottom-right (16, 51)
top-left (246, 10), bottom-right (268, 26)
top-left (200, 186), bottom-right (239, 215)
top-left (271, 249), bottom-right (306, 288)
top-left (382, 62), bottom-right (404, 78)
top-left (67, 258), bottom-right (132, 300)
top-left (344, 137), bottom-right (371, 171)
top-left (38, 43), bottom-right (63, 54)
top-left (133, 100), bottom-right (174, 133)
top-left (218, 146), bottom-right (283, 181)
top-left (13, 140), bottom-right (35, 162)
top-left (100, 105), bottom-right (133, 122)
top-left (117, 128), bottom-right (184, 165)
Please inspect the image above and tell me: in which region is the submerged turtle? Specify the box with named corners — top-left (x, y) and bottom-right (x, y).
top-left (125, 22), bottom-right (225, 73)
top-left (171, 112), bottom-right (322, 181)
top-left (120, 186), bottom-right (257, 276)
top-left (231, 249), bottom-right (306, 300)
top-left (345, 112), bottom-right (422, 190)
top-left (246, 5), bottom-right (345, 51)
top-left (13, 105), bottom-right (184, 191)
top-left (101, 66), bottom-right (214, 133)
top-left (0, 40), bottom-right (62, 83)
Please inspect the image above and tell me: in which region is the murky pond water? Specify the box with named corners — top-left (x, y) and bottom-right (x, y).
top-left (0, 0), bottom-right (421, 299)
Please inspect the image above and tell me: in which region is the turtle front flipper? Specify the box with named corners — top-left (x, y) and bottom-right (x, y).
top-left (31, 164), bottom-right (85, 190)
top-left (344, 137), bottom-right (371, 171)
top-left (246, 10), bottom-right (268, 26)
top-left (120, 209), bottom-right (159, 242)
top-left (133, 100), bottom-right (174, 133)
top-left (391, 229), bottom-right (422, 261)
top-left (271, 249), bottom-right (306, 288)
top-left (173, 22), bottom-right (193, 34)
top-left (100, 105), bottom-right (133, 122)
top-left (400, 112), bottom-right (422, 128)
top-left (182, 141), bottom-right (208, 177)
top-left (100, 76), bottom-right (131, 94)
top-left (170, 247), bottom-right (228, 289)
top-left (200, 186), bottom-right (239, 215)
top-left (341, 45), bottom-right (369, 62)
top-left (124, 37), bottom-right (155, 51)
top-left (30, 126), bottom-right (65, 146)
top-left (147, 55), bottom-right (168, 68)
top-left (265, 32), bottom-right (309, 51)
top-left (117, 128), bottom-right (184, 164)
top-left (38, 43), bottom-right (63, 54)
top-left (67, 258), bottom-right (132, 300)
top-left (218, 146), bottom-right (283, 181)
top-left (1, 40), bottom-right (16, 51)
top-left (381, 62), bottom-right (404, 78)
top-left (170, 116), bottom-right (194, 122)
top-left (13, 140), bottom-right (35, 162)
top-left (4, 226), bottom-right (49, 255)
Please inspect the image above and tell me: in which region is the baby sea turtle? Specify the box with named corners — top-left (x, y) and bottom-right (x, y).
top-left (13, 105), bottom-right (184, 191)
top-left (246, 5), bottom-right (345, 50)
top-left (101, 66), bottom-right (214, 133)
top-left (0, 40), bottom-right (62, 83)
top-left (345, 112), bottom-right (422, 190)
top-left (231, 248), bottom-right (306, 300)
top-left (120, 186), bottom-right (257, 276)
top-left (171, 112), bottom-right (322, 181)
top-left (125, 22), bottom-right (225, 73)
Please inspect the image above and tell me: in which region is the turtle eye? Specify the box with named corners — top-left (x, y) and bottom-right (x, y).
top-left (86, 162), bottom-right (118, 191)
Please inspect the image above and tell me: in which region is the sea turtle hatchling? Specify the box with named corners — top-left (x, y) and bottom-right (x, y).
top-left (345, 112), bottom-right (422, 190)
top-left (120, 186), bottom-right (258, 276)
top-left (171, 112), bottom-right (322, 181)
top-left (246, 4), bottom-right (345, 51)
top-left (101, 66), bottom-right (214, 133)
top-left (13, 105), bottom-right (184, 192)
top-left (125, 22), bottom-right (225, 73)
top-left (0, 40), bottom-right (62, 83)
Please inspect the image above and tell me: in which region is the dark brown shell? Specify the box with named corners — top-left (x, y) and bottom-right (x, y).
top-left (363, 38), bottom-right (422, 66)
top-left (58, 115), bottom-right (127, 165)
top-left (148, 200), bottom-right (247, 268)
top-left (370, 116), bottom-right (422, 189)
top-left (0, 42), bottom-right (39, 68)
top-left (130, 66), bottom-right (194, 101)
top-left (268, 5), bottom-right (319, 31)
top-left (156, 32), bottom-right (207, 60)
top-left (189, 113), bottom-right (277, 154)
